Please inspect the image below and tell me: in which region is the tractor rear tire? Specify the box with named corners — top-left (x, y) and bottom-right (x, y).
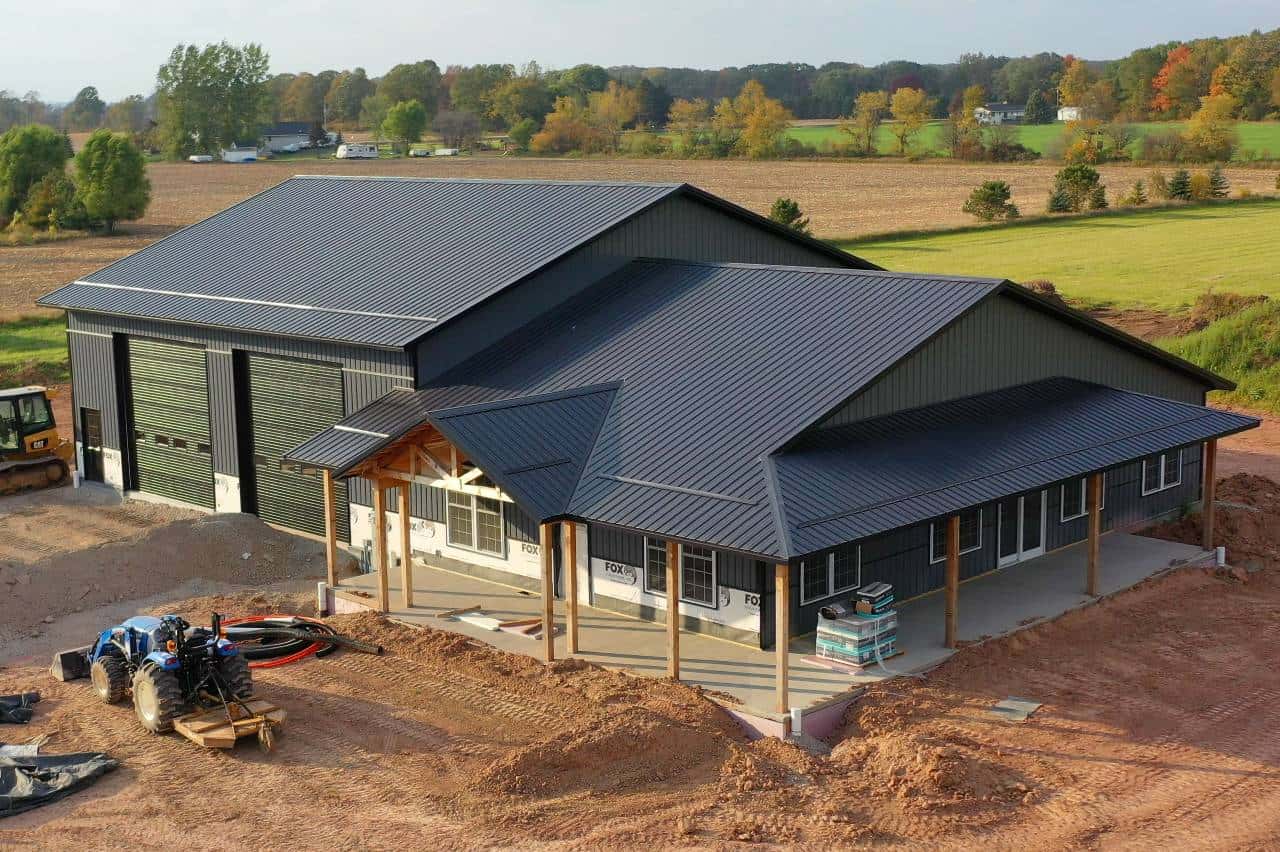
top-left (90, 656), bottom-right (128, 704)
top-left (132, 664), bottom-right (182, 734)
top-left (217, 653), bottom-right (254, 699)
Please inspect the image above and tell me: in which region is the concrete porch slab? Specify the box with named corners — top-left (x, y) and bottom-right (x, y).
top-left (330, 532), bottom-right (1212, 730)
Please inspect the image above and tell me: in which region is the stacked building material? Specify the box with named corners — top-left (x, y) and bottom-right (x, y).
top-left (816, 583), bottom-right (897, 668)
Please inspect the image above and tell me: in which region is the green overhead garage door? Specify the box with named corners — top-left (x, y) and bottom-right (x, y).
top-left (127, 338), bottom-right (215, 508)
top-left (246, 353), bottom-right (350, 540)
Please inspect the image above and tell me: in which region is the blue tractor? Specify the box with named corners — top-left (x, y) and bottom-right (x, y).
top-left (69, 614), bottom-right (254, 734)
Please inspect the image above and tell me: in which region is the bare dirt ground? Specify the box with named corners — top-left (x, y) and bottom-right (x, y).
top-left (2, 481), bottom-right (1280, 849)
top-left (3, 157), bottom-right (1276, 315)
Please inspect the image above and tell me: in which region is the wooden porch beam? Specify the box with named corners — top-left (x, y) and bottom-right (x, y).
top-left (540, 522), bottom-right (555, 662)
top-left (372, 480), bottom-right (390, 614)
top-left (564, 522), bottom-right (579, 654)
top-left (322, 469), bottom-right (338, 588)
top-left (666, 540), bottom-right (680, 680)
top-left (775, 563), bottom-right (790, 714)
top-left (399, 458), bottom-right (414, 610)
top-left (944, 515), bottom-right (960, 649)
top-left (1086, 472), bottom-right (1103, 596)
top-left (1203, 439), bottom-right (1218, 551)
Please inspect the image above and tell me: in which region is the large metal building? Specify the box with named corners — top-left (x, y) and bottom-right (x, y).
top-left (42, 176), bottom-right (1257, 675)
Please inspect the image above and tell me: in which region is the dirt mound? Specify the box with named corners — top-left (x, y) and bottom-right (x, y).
top-left (719, 736), bottom-right (821, 794)
top-left (475, 706), bottom-right (731, 795)
top-left (1175, 291), bottom-right (1269, 335)
top-left (1144, 473), bottom-right (1280, 567)
top-left (0, 512), bottom-right (325, 641)
top-left (833, 730), bottom-right (1032, 804)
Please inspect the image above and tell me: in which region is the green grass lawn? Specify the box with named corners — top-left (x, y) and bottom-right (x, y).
top-left (840, 200), bottom-right (1280, 311)
top-left (0, 314), bottom-right (68, 386)
top-left (787, 120), bottom-right (1280, 160)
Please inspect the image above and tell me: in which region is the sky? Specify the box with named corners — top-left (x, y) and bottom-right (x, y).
top-left (4, 0), bottom-right (1278, 102)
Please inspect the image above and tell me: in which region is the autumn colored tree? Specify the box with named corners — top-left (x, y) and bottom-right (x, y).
top-left (1183, 93), bottom-right (1239, 161)
top-left (889, 87), bottom-right (933, 155)
top-left (837, 90), bottom-right (888, 155)
top-left (530, 96), bottom-right (607, 154)
top-left (587, 81), bottom-right (640, 151)
top-left (1150, 45), bottom-right (1193, 115)
top-left (665, 97), bottom-right (710, 155)
top-left (706, 81), bottom-right (793, 159)
top-left (1058, 57), bottom-right (1093, 107)
top-left (960, 85), bottom-right (986, 126)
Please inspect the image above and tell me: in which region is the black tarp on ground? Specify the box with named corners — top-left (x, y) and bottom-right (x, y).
top-left (1, 752), bottom-right (119, 818)
top-left (0, 693), bottom-right (40, 725)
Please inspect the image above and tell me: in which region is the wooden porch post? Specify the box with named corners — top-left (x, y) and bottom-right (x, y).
top-left (372, 480), bottom-right (390, 614)
top-left (1203, 439), bottom-right (1218, 551)
top-left (564, 522), bottom-right (579, 654)
top-left (665, 540), bottom-right (680, 680)
top-left (540, 522), bottom-right (555, 662)
top-left (944, 515), bottom-right (960, 649)
top-left (775, 563), bottom-right (790, 714)
top-left (1086, 472), bottom-right (1103, 596)
top-left (398, 483), bottom-right (413, 610)
top-left (322, 469), bottom-right (338, 588)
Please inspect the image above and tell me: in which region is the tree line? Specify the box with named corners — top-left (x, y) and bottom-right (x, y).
top-left (3, 26), bottom-right (1278, 161)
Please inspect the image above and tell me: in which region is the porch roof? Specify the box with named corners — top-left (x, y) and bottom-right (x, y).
top-left (773, 377), bottom-right (1258, 555)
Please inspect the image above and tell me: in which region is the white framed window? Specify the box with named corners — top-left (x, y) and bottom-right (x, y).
top-left (680, 544), bottom-right (716, 607)
top-left (446, 490), bottom-right (505, 557)
top-left (800, 546), bottom-right (863, 606)
top-left (1061, 474), bottom-right (1106, 522)
top-left (929, 509), bottom-right (982, 564)
top-left (644, 538), bottom-right (718, 608)
top-left (1141, 450), bottom-right (1183, 496)
top-left (643, 537), bottom-right (668, 594)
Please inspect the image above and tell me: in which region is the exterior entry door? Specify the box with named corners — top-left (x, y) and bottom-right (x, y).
top-left (80, 408), bottom-right (103, 482)
top-left (998, 490), bottom-right (1046, 566)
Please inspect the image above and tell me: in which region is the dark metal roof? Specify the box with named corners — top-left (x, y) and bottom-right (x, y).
top-left (38, 177), bottom-right (873, 347)
top-left (773, 377), bottom-right (1259, 555)
top-left (430, 384), bottom-right (619, 520)
top-left (263, 122), bottom-right (313, 136)
top-left (290, 259), bottom-right (1004, 558)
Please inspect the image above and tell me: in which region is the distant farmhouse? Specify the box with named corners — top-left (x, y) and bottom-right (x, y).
top-left (974, 102), bottom-right (1025, 125)
top-left (261, 122), bottom-right (314, 152)
top-left (1057, 106), bottom-right (1083, 122)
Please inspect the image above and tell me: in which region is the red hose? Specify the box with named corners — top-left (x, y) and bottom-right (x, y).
top-left (223, 614), bottom-right (328, 669)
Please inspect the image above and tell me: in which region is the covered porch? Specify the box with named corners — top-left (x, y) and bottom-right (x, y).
top-left (327, 528), bottom-right (1213, 734)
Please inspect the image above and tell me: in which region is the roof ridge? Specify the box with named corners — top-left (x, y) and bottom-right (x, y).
top-left (288, 174), bottom-right (685, 189)
top-left (630, 256), bottom-right (1006, 284)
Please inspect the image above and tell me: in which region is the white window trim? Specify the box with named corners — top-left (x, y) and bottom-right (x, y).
top-left (641, 539), bottom-right (719, 609)
top-left (642, 536), bottom-right (667, 595)
top-left (1061, 473), bottom-right (1107, 522)
top-left (929, 510), bottom-right (983, 565)
top-left (799, 547), bottom-right (863, 606)
top-left (678, 545), bottom-right (718, 609)
top-left (445, 490), bottom-right (506, 558)
top-left (1141, 450), bottom-right (1183, 496)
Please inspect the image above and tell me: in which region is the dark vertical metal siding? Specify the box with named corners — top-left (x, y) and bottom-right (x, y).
top-left (822, 294), bottom-right (1208, 428)
top-left (584, 195), bottom-right (851, 267)
top-left (505, 503), bottom-right (539, 544)
top-left (586, 523), bottom-right (761, 591)
top-left (414, 194), bottom-right (851, 383)
top-left (65, 311), bottom-right (412, 527)
top-left (68, 329), bottom-right (120, 448)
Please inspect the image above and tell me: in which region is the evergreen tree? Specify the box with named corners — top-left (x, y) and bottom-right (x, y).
top-left (1024, 90), bottom-right (1053, 124)
top-left (1050, 163), bottom-right (1103, 212)
top-left (1128, 179), bottom-right (1148, 206)
top-left (1168, 168), bottom-right (1193, 200)
top-left (1088, 184), bottom-right (1108, 209)
top-left (768, 197), bottom-right (810, 234)
top-left (1208, 164), bottom-right (1230, 198)
top-left (1047, 187), bottom-right (1073, 213)
top-left (962, 180), bottom-right (1020, 221)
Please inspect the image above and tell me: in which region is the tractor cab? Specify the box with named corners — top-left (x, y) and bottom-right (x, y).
top-left (0, 386), bottom-right (58, 457)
